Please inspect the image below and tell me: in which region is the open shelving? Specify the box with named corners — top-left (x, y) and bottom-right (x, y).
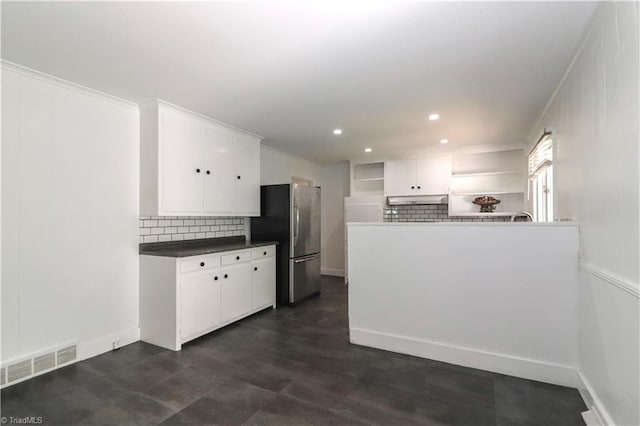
top-left (448, 149), bottom-right (525, 217)
top-left (351, 161), bottom-right (384, 195)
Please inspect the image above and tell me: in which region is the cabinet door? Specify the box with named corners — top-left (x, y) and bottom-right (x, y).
top-left (220, 263), bottom-right (252, 322)
top-left (416, 156), bottom-right (451, 195)
top-left (251, 256), bottom-right (275, 309)
top-left (161, 109), bottom-right (203, 214)
top-left (180, 271), bottom-right (221, 340)
top-left (385, 159), bottom-right (417, 196)
top-left (233, 133), bottom-right (261, 216)
top-left (202, 123), bottom-right (235, 214)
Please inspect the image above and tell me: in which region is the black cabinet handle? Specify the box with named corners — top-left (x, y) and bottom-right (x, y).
top-left (411, 186), bottom-right (415, 189)
top-left (263, 251), bottom-right (267, 256)
top-left (224, 274), bottom-right (228, 279)
top-left (236, 256), bottom-right (240, 260)
top-left (214, 276), bottom-right (219, 281)
top-left (417, 186), bottom-right (421, 189)
top-left (200, 262), bottom-right (205, 267)
top-left (237, 175), bottom-right (241, 180)
top-left (254, 267), bottom-right (258, 271)
top-left (196, 168), bottom-right (201, 173)
top-left (206, 170), bottom-right (211, 175)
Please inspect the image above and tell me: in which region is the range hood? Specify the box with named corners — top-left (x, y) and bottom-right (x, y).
top-left (387, 195), bottom-right (448, 205)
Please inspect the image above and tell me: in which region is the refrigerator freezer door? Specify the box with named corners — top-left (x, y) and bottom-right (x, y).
top-left (292, 185), bottom-right (321, 257)
top-left (290, 254), bottom-right (321, 303)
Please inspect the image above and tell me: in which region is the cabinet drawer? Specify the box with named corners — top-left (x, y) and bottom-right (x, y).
top-left (251, 246), bottom-right (275, 259)
top-left (180, 254), bottom-right (220, 273)
top-left (221, 250), bottom-right (251, 266)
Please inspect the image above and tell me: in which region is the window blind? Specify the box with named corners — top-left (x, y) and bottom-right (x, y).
top-left (528, 135), bottom-right (552, 176)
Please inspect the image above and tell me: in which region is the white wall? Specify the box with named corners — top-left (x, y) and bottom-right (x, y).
top-left (348, 223), bottom-right (580, 387)
top-left (260, 145), bottom-right (320, 185)
top-left (527, 3), bottom-right (639, 425)
top-left (318, 162), bottom-right (350, 276)
top-left (1, 63), bottom-right (140, 366)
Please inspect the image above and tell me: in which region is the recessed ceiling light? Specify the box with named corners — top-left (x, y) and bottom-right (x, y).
top-left (440, 139), bottom-right (449, 144)
top-left (428, 113), bottom-right (440, 121)
top-left (333, 129), bottom-right (343, 135)
top-left (364, 148), bottom-right (373, 153)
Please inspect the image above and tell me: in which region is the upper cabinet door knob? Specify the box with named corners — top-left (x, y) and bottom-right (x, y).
top-left (206, 170), bottom-right (211, 175)
top-left (411, 186), bottom-right (415, 189)
top-left (237, 175), bottom-right (241, 180)
top-left (196, 168), bottom-right (201, 173)
top-left (236, 255), bottom-right (240, 260)
top-left (417, 186), bottom-right (421, 189)
top-left (200, 262), bottom-right (205, 267)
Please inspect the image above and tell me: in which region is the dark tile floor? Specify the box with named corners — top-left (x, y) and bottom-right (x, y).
top-left (1, 276), bottom-right (586, 425)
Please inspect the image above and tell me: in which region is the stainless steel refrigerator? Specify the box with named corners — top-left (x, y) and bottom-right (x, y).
top-left (250, 184), bottom-right (321, 305)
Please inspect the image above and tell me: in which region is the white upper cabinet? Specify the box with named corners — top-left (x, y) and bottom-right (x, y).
top-left (161, 109), bottom-right (203, 214)
top-left (202, 123), bottom-right (235, 214)
top-left (141, 100), bottom-right (262, 217)
top-left (416, 156), bottom-right (451, 195)
top-left (233, 132), bottom-right (261, 215)
top-left (385, 156), bottom-right (450, 196)
top-left (385, 159), bottom-right (417, 196)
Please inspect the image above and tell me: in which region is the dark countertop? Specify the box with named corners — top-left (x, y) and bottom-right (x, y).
top-left (139, 236), bottom-right (278, 258)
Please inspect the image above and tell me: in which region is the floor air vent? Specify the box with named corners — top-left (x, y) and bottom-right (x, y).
top-left (57, 345), bottom-right (77, 365)
top-left (1, 342), bottom-right (78, 388)
top-left (7, 360), bottom-right (32, 383)
top-left (34, 352), bottom-right (56, 374)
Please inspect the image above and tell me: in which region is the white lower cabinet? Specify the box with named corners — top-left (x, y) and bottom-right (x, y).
top-left (140, 244), bottom-right (276, 351)
top-left (251, 257), bottom-right (276, 310)
top-left (180, 270), bottom-right (221, 341)
top-left (220, 263), bottom-right (252, 322)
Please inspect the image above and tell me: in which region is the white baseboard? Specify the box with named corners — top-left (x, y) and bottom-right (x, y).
top-left (79, 326), bottom-right (140, 361)
top-left (350, 328), bottom-right (580, 388)
top-left (582, 410), bottom-right (602, 426)
top-left (321, 268), bottom-right (345, 277)
top-left (577, 372), bottom-right (615, 426)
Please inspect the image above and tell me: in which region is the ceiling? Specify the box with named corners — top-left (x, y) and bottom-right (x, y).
top-left (2, 1), bottom-right (597, 163)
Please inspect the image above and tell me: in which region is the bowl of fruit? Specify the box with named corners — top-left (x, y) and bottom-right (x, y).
top-left (472, 196), bottom-right (501, 213)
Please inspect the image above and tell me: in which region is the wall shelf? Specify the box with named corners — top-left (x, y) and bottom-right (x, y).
top-left (449, 150), bottom-right (525, 217)
top-left (351, 162), bottom-right (385, 196)
top-left (451, 170), bottom-right (521, 178)
top-left (354, 177), bottom-right (384, 182)
top-left (451, 191), bottom-right (523, 196)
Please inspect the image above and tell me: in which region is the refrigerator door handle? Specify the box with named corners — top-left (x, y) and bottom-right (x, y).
top-left (293, 204), bottom-right (300, 247)
top-left (293, 254), bottom-right (319, 263)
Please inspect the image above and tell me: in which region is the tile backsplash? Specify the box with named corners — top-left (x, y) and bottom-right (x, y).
top-left (383, 204), bottom-right (511, 222)
top-left (139, 216), bottom-right (247, 243)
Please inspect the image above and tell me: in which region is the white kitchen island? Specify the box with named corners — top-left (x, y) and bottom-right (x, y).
top-left (347, 222), bottom-right (581, 387)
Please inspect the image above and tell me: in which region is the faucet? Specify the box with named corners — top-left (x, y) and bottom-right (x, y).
top-left (511, 212), bottom-right (533, 222)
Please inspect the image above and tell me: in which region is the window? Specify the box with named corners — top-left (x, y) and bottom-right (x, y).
top-left (528, 134), bottom-right (553, 222)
